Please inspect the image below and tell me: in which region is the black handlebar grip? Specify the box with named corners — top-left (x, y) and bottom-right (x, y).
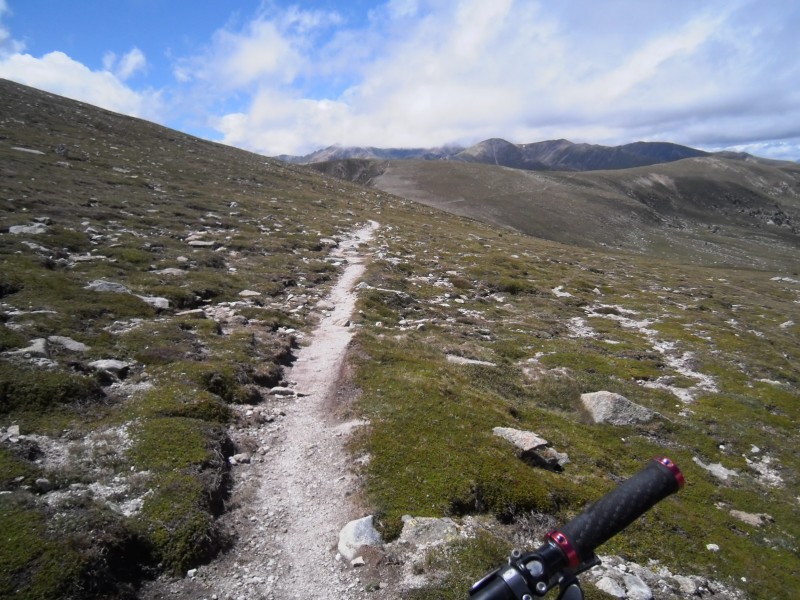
top-left (547, 457), bottom-right (684, 567)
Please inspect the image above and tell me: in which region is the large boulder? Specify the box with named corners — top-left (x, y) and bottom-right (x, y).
top-left (580, 391), bottom-right (656, 425)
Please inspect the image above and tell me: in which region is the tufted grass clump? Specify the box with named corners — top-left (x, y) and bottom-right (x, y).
top-left (0, 363), bottom-right (103, 413)
top-left (0, 493), bottom-right (148, 599)
top-left (129, 417), bottom-right (233, 574)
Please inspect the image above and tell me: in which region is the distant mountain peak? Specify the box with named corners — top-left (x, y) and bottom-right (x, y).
top-left (281, 137), bottom-right (715, 172)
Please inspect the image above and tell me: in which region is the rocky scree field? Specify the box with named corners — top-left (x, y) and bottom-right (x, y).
top-left (1, 78), bottom-right (799, 600)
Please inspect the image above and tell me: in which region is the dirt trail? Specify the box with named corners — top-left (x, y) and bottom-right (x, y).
top-left (265, 220), bottom-right (379, 599)
top-left (141, 221), bottom-right (380, 600)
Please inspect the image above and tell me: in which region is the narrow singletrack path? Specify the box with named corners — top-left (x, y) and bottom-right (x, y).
top-left (265, 220), bottom-right (379, 599)
top-left (140, 221), bottom-right (379, 600)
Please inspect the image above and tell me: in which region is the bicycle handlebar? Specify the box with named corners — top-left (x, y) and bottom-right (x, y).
top-left (469, 457), bottom-right (684, 600)
top-left (550, 456), bottom-right (684, 567)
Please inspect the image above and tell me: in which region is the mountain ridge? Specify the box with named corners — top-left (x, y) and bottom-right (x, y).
top-left (278, 137), bottom-right (785, 172)
top-left (309, 155), bottom-right (800, 271)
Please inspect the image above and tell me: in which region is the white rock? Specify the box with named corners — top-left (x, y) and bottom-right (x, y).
top-left (595, 576), bottom-right (626, 598)
top-left (88, 359), bottom-right (131, 374)
top-left (693, 457), bottom-right (738, 481)
top-left (623, 573), bottom-right (653, 600)
top-left (231, 453), bottom-right (251, 465)
top-left (10, 223), bottom-right (48, 234)
top-left (48, 336), bottom-right (89, 352)
top-left (85, 280), bottom-right (131, 294)
top-left (136, 295), bottom-right (170, 309)
top-left (239, 290), bottom-right (262, 297)
top-left (338, 515), bottom-right (382, 561)
top-left (730, 510), bottom-right (773, 527)
top-left (153, 268), bottom-right (186, 276)
top-left (580, 391), bottom-right (656, 425)
top-left (492, 427), bottom-right (548, 451)
top-left (8, 338), bottom-right (49, 358)
top-left (269, 386), bottom-right (296, 397)
top-left (706, 543), bottom-right (720, 552)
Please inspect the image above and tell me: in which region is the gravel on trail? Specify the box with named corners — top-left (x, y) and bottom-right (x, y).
top-left (140, 221), bottom-right (385, 600)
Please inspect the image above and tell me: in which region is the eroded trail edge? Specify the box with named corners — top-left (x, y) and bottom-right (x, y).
top-left (265, 220), bottom-right (379, 599)
top-left (143, 221), bottom-right (379, 600)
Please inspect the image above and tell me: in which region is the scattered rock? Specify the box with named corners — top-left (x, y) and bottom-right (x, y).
top-left (745, 454), bottom-right (784, 487)
top-left (729, 510), bottom-right (773, 527)
top-left (34, 478), bottom-right (54, 493)
top-left (706, 543), bottom-right (720, 552)
top-left (446, 355), bottom-right (496, 366)
top-left (136, 295), bottom-right (170, 310)
top-left (350, 556), bottom-right (366, 567)
top-left (319, 237), bottom-right (339, 248)
top-left (152, 268), bottom-right (186, 276)
top-left (398, 515), bottom-right (459, 549)
top-left (623, 573), bottom-right (653, 600)
top-left (176, 309), bottom-right (206, 318)
top-left (48, 336), bottom-right (89, 352)
top-left (9, 223), bottom-right (48, 234)
top-left (7, 338), bottom-right (49, 359)
top-left (269, 386), bottom-right (296, 397)
top-left (338, 515), bottom-right (383, 561)
top-left (492, 427), bottom-right (548, 451)
top-left (580, 391), bottom-right (656, 425)
top-left (492, 427), bottom-right (569, 471)
top-left (238, 290), bottom-right (262, 298)
top-left (88, 359), bottom-right (132, 380)
top-left (229, 453), bottom-right (252, 465)
top-left (587, 555), bottom-right (745, 600)
top-left (316, 300), bottom-right (335, 312)
top-left (595, 576), bottom-right (626, 598)
top-left (85, 280), bottom-right (131, 294)
top-left (693, 457), bottom-right (738, 481)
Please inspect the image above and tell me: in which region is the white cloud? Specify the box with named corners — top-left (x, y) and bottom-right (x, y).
top-left (0, 50), bottom-right (162, 120)
top-left (0, 0), bottom-right (24, 55)
top-left (116, 47), bottom-right (147, 80)
top-left (102, 47), bottom-right (147, 80)
top-left (198, 0), bottom-right (800, 158)
top-left (174, 6), bottom-right (343, 90)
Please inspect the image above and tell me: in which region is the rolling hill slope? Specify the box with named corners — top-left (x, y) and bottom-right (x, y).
top-left (310, 156), bottom-right (800, 270)
top-left (1, 79), bottom-right (798, 600)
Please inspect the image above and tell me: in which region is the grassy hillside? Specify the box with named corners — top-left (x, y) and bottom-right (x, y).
top-left (312, 156), bottom-right (800, 271)
top-left (1, 79), bottom-right (798, 599)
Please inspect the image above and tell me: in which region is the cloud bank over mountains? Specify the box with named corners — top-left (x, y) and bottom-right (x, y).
top-left (1, 0), bottom-right (798, 160)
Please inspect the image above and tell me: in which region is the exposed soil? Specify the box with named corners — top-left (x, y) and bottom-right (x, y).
top-left (140, 221), bottom-right (389, 600)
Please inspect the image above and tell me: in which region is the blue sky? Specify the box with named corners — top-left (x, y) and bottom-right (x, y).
top-left (1, 0), bottom-right (799, 159)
